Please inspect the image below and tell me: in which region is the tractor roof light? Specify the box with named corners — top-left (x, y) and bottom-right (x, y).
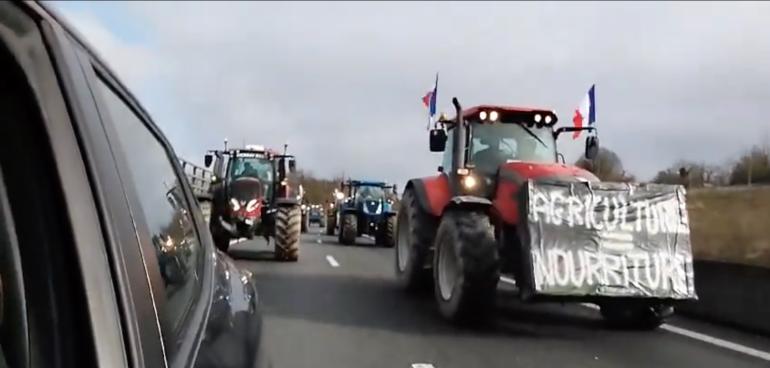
top-left (545, 114), bottom-right (553, 124)
top-left (456, 167), bottom-right (470, 176)
top-left (534, 114), bottom-right (542, 123)
top-left (489, 110), bottom-right (499, 122)
top-left (479, 111), bottom-right (488, 121)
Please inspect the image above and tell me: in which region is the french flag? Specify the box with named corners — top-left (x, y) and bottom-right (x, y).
top-left (572, 84), bottom-right (596, 139)
top-left (422, 73), bottom-right (438, 121)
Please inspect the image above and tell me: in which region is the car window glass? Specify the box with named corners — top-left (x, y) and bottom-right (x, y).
top-left (93, 75), bottom-right (203, 358)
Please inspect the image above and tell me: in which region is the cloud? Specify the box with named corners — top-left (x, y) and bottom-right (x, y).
top-left (51, 2), bottom-right (770, 185)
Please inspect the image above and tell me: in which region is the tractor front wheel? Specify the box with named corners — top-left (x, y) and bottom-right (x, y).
top-left (434, 210), bottom-right (499, 324)
top-left (377, 215), bottom-right (396, 248)
top-left (274, 205), bottom-right (301, 261)
top-left (301, 212), bottom-right (309, 233)
top-left (326, 212), bottom-right (336, 235)
top-left (339, 213), bottom-right (357, 245)
top-left (213, 232), bottom-right (231, 254)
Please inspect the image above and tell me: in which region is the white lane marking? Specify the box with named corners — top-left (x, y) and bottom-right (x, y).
top-left (316, 239), bottom-right (323, 244)
top-left (660, 324), bottom-right (770, 361)
top-left (580, 303), bottom-right (770, 361)
top-left (499, 276), bottom-right (517, 286)
top-left (325, 255), bottom-right (340, 268)
top-left (411, 364), bottom-right (435, 368)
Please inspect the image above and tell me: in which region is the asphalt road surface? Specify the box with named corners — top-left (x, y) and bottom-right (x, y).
top-left (229, 228), bottom-right (770, 368)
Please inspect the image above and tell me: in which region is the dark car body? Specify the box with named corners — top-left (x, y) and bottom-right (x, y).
top-left (308, 207), bottom-right (324, 224)
top-left (0, 2), bottom-right (265, 367)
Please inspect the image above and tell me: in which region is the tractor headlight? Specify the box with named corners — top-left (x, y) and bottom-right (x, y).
top-left (329, 203), bottom-right (335, 209)
top-left (246, 199), bottom-right (259, 212)
top-left (230, 198), bottom-right (241, 211)
top-left (335, 192), bottom-right (345, 200)
top-left (489, 110), bottom-right (499, 122)
top-left (462, 175), bottom-right (477, 189)
top-left (301, 204), bottom-right (307, 210)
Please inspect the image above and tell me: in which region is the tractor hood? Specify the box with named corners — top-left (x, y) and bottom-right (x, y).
top-left (497, 161), bottom-right (599, 184)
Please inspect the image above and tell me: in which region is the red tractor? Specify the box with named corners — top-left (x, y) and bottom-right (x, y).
top-left (395, 98), bottom-right (696, 329)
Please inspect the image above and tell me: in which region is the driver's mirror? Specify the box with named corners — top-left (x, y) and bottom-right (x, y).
top-left (437, 165), bottom-right (444, 173)
top-left (585, 136), bottom-right (599, 160)
top-left (429, 129), bottom-right (447, 152)
top-left (392, 184), bottom-right (398, 195)
top-left (204, 154), bottom-right (213, 167)
top-left (288, 158), bottom-right (296, 173)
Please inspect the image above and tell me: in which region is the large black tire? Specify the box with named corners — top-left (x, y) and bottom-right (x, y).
top-left (301, 212), bottom-right (309, 233)
top-left (599, 302), bottom-right (671, 330)
top-left (339, 213), bottom-right (357, 245)
top-left (325, 212), bottom-right (336, 236)
top-left (433, 210), bottom-right (499, 323)
top-left (395, 189), bottom-right (438, 292)
top-left (376, 215), bottom-right (396, 248)
top-left (213, 231), bottom-right (230, 253)
top-left (274, 205), bottom-right (301, 261)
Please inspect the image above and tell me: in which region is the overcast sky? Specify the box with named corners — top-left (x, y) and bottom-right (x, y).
top-left (50, 1), bottom-right (770, 186)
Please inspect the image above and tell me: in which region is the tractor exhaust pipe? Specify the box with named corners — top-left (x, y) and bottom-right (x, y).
top-left (451, 97), bottom-right (465, 172)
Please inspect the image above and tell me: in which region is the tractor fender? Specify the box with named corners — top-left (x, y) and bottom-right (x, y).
top-left (405, 176), bottom-right (451, 217)
top-left (274, 198), bottom-right (299, 206)
top-left (445, 195), bottom-right (493, 213)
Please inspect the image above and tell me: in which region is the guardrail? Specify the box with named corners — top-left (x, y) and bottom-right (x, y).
top-left (180, 158), bottom-right (213, 200)
top-left (677, 260), bottom-right (770, 336)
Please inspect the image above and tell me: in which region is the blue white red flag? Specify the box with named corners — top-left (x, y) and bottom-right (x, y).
top-left (422, 73), bottom-right (438, 122)
top-left (572, 84), bottom-right (596, 139)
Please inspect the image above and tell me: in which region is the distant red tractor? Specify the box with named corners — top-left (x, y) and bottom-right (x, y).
top-left (396, 98), bottom-right (696, 329)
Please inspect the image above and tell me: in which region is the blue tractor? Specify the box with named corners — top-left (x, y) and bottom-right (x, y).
top-left (334, 180), bottom-right (398, 246)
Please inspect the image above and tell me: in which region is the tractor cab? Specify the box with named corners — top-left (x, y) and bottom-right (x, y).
top-left (427, 100), bottom-right (600, 204)
top-left (431, 103), bottom-right (598, 176)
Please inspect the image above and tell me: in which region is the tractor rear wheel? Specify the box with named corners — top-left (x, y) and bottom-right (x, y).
top-left (434, 210), bottom-right (499, 323)
top-left (274, 205), bottom-right (301, 261)
top-left (599, 302), bottom-right (671, 330)
top-left (395, 189), bottom-right (437, 292)
top-left (339, 213), bottom-right (357, 245)
top-left (377, 215), bottom-right (396, 248)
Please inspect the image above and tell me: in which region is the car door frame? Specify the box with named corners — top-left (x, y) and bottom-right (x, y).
top-left (67, 14), bottom-right (218, 368)
top-left (25, 2), bottom-right (169, 367)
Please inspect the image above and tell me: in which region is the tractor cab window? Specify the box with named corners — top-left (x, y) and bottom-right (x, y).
top-left (355, 185), bottom-right (386, 201)
top-left (469, 123), bottom-right (556, 174)
top-left (229, 156), bottom-right (273, 182)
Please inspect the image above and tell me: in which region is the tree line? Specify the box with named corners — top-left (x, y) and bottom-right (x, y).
top-left (578, 143), bottom-right (770, 187)
top-left (296, 142), bottom-right (770, 202)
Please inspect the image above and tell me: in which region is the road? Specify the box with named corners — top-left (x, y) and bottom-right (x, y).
top-left (230, 228), bottom-right (770, 368)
